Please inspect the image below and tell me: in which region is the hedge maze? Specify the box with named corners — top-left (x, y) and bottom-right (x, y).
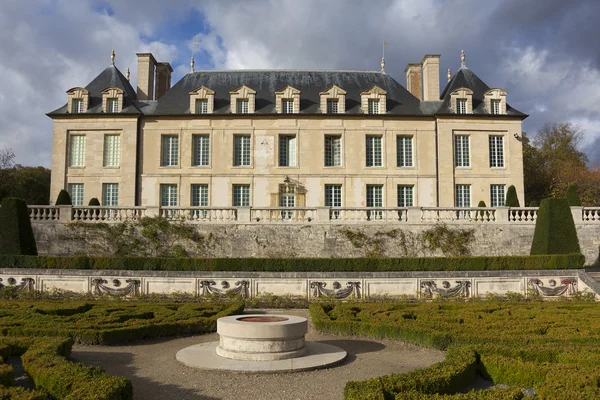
top-left (310, 301), bottom-right (600, 399)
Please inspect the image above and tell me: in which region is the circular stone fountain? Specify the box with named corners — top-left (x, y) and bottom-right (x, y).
top-left (176, 314), bottom-right (347, 373)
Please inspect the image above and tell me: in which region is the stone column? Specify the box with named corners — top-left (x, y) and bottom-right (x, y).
top-left (316, 207), bottom-right (330, 222)
top-left (58, 206), bottom-right (72, 223)
top-left (406, 207), bottom-right (422, 223)
top-left (237, 207), bottom-right (251, 222)
top-left (495, 207), bottom-right (509, 223)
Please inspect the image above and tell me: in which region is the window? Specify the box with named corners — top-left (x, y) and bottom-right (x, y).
top-left (489, 135), bottom-right (504, 168)
top-left (457, 99), bottom-right (467, 114)
top-left (233, 135), bottom-right (251, 166)
top-left (397, 136), bottom-right (413, 167)
top-left (278, 135), bottom-right (297, 167)
top-left (368, 99), bottom-right (379, 114)
top-left (68, 183), bottom-right (84, 206)
top-left (455, 184), bottom-right (471, 207)
top-left (366, 185), bottom-right (383, 220)
top-left (103, 135), bottom-right (120, 167)
top-left (454, 135), bottom-right (470, 167)
top-left (161, 135), bottom-right (179, 167)
top-left (191, 184), bottom-right (209, 218)
top-left (280, 193), bottom-right (295, 220)
top-left (107, 98), bottom-right (118, 113)
top-left (282, 99), bottom-right (294, 114)
top-left (490, 184), bottom-right (505, 207)
top-left (327, 99), bottom-right (338, 114)
top-left (160, 184), bottom-right (178, 207)
top-left (102, 183), bottom-right (119, 206)
top-left (233, 184), bottom-right (250, 207)
top-left (192, 135), bottom-right (210, 166)
top-left (69, 135), bottom-right (86, 167)
top-left (72, 99), bottom-right (84, 114)
top-left (195, 99), bottom-right (208, 114)
top-left (397, 185), bottom-right (414, 207)
top-left (491, 100), bottom-right (501, 115)
top-left (237, 99), bottom-right (249, 114)
top-left (325, 184), bottom-right (342, 219)
top-left (366, 135), bottom-right (382, 167)
top-left (324, 135), bottom-right (342, 167)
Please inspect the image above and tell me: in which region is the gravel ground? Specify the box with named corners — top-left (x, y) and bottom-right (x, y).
top-left (71, 310), bottom-right (444, 400)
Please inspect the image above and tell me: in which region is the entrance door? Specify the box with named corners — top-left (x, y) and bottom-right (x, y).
top-left (280, 194), bottom-right (295, 220)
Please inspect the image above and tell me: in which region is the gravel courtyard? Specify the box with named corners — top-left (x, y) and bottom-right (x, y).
top-left (71, 310), bottom-right (444, 400)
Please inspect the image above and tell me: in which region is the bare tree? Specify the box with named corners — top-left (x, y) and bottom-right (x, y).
top-left (0, 148), bottom-right (15, 169)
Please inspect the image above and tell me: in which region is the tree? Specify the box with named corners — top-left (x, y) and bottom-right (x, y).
top-left (530, 198), bottom-right (580, 255)
top-left (522, 132), bottom-right (551, 204)
top-left (565, 184), bottom-right (581, 206)
top-left (0, 148), bottom-right (15, 169)
top-left (505, 185), bottom-right (520, 207)
top-left (55, 190), bottom-right (72, 205)
top-left (0, 197), bottom-right (38, 255)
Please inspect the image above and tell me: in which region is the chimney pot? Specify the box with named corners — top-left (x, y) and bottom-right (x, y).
top-left (136, 53), bottom-right (157, 101)
top-left (404, 63), bottom-right (422, 100)
top-left (155, 62), bottom-right (173, 100)
top-left (421, 54), bottom-right (440, 101)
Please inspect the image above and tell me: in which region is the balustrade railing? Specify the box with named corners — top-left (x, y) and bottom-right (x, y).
top-left (28, 206), bottom-right (60, 221)
top-left (251, 207), bottom-right (317, 222)
top-left (160, 207), bottom-right (238, 222)
top-left (331, 208), bottom-right (408, 222)
top-left (582, 207), bottom-right (600, 222)
top-left (421, 207), bottom-right (496, 222)
top-left (72, 207), bottom-right (146, 222)
top-left (507, 207), bottom-right (538, 222)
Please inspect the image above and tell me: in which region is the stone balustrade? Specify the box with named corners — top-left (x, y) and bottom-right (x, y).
top-left (23, 205), bottom-right (600, 226)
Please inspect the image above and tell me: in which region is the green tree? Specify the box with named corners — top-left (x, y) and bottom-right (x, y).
top-left (522, 132), bottom-right (551, 204)
top-left (531, 198), bottom-right (580, 255)
top-left (55, 190), bottom-right (72, 205)
top-left (0, 197), bottom-right (38, 255)
top-left (565, 184), bottom-right (581, 206)
top-left (505, 185), bottom-right (520, 207)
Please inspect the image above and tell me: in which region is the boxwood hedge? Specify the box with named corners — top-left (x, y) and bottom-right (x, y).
top-left (310, 301), bottom-right (600, 399)
top-left (0, 253), bottom-right (586, 272)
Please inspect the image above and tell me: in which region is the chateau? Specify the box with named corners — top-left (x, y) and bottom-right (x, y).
top-left (48, 50), bottom-right (526, 215)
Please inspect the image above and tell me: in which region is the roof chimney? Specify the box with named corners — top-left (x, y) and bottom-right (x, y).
top-left (136, 53), bottom-right (157, 101)
top-left (421, 54), bottom-right (440, 101)
top-left (155, 62), bottom-right (173, 100)
top-left (404, 63), bottom-right (422, 100)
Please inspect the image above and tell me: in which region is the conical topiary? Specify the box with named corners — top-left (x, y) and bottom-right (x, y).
top-left (477, 200), bottom-right (488, 220)
top-left (530, 198), bottom-right (580, 255)
top-left (565, 184), bottom-right (581, 206)
top-left (505, 185), bottom-right (520, 207)
top-left (55, 190), bottom-right (72, 206)
top-left (0, 197), bottom-right (38, 255)
top-left (88, 198), bottom-right (100, 206)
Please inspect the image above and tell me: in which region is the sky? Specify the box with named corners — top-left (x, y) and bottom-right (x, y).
top-left (1, 0), bottom-right (600, 167)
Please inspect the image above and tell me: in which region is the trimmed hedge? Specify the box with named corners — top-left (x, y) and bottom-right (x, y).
top-left (0, 301), bottom-right (244, 345)
top-left (530, 198), bottom-right (581, 255)
top-left (504, 186), bottom-right (520, 208)
top-left (0, 254), bottom-right (586, 272)
top-left (565, 184), bottom-right (581, 206)
top-left (0, 198), bottom-right (37, 256)
top-left (311, 302), bottom-right (600, 399)
top-left (54, 190), bottom-right (71, 206)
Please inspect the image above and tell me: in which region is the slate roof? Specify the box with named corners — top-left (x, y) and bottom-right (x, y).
top-left (48, 65), bottom-right (140, 116)
top-left (152, 69), bottom-right (425, 115)
top-left (48, 64), bottom-right (526, 119)
top-left (438, 65), bottom-right (527, 117)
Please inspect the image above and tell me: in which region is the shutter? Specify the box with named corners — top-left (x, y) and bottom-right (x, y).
top-left (297, 194), bottom-right (306, 207)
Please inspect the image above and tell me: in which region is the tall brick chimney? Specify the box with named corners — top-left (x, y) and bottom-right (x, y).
top-left (155, 62), bottom-right (173, 100)
top-left (136, 53), bottom-right (157, 101)
top-left (421, 54), bottom-right (440, 101)
top-left (405, 63), bottom-right (422, 100)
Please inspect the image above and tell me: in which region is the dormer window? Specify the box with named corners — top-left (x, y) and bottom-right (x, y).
top-left (107, 98), bottom-right (119, 113)
top-left (368, 99), bottom-right (380, 115)
top-left (360, 85), bottom-right (387, 115)
top-left (66, 87), bottom-right (89, 114)
top-left (484, 89), bottom-right (508, 115)
top-left (72, 99), bottom-right (84, 114)
top-left (450, 88), bottom-right (473, 114)
top-left (275, 86), bottom-right (300, 114)
top-left (101, 87), bottom-right (124, 113)
top-left (230, 85), bottom-right (256, 114)
top-left (189, 86), bottom-right (215, 115)
top-left (457, 99), bottom-right (467, 114)
top-left (327, 99), bottom-right (338, 114)
top-left (320, 85), bottom-right (346, 114)
top-left (237, 99), bottom-right (249, 114)
top-left (196, 99), bottom-right (208, 114)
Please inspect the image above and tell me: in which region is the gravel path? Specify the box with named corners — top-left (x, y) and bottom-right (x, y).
top-left (71, 310), bottom-right (444, 400)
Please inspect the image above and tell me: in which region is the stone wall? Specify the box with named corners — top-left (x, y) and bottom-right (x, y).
top-left (31, 222), bottom-right (600, 265)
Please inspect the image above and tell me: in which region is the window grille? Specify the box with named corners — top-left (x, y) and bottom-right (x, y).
top-left (489, 135), bottom-right (504, 168)
top-left (490, 184), bottom-right (505, 207)
top-left (327, 99), bottom-right (338, 114)
top-left (491, 100), bottom-right (501, 115)
top-left (455, 184), bottom-right (471, 207)
top-left (237, 99), bottom-right (249, 114)
top-left (457, 99), bottom-right (467, 114)
top-left (454, 135), bottom-right (470, 167)
top-left (69, 135), bottom-right (86, 167)
top-left (282, 99), bottom-right (294, 114)
top-left (366, 135), bottom-right (383, 167)
top-left (107, 98), bottom-right (118, 113)
top-left (278, 135), bottom-right (297, 167)
top-left (397, 136), bottom-right (413, 167)
top-left (366, 185), bottom-right (383, 220)
top-left (233, 135), bottom-right (251, 166)
top-left (72, 99), bottom-right (84, 113)
top-left (192, 135), bottom-right (210, 166)
top-left (103, 135), bottom-right (120, 167)
top-left (102, 183), bottom-right (119, 206)
top-left (161, 135), bottom-right (179, 166)
top-left (368, 99), bottom-right (379, 114)
top-left (160, 184), bottom-right (178, 206)
top-left (325, 184), bottom-right (342, 219)
top-left (397, 185), bottom-right (414, 207)
top-left (68, 183), bottom-right (84, 206)
top-left (233, 184), bottom-right (250, 206)
top-left (195, 99), bottom-right (208, 114)
top-left (324, 135), bottom-right (342, 167)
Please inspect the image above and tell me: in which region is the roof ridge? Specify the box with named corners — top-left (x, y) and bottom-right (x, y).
top-left (188, 69), bottom-right (384, 74)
